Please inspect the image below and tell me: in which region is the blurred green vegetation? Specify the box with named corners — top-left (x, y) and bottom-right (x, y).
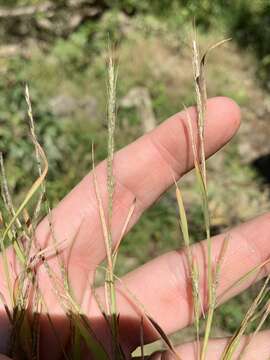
top-left (1, 0), bottom-right (270, 338)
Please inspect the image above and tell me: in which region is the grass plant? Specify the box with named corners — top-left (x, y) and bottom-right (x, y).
top-left (0, 33), bottom-right (269, 360)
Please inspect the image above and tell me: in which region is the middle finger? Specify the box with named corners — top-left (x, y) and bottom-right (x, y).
top-left (111, 213), bottom-right (270, 349)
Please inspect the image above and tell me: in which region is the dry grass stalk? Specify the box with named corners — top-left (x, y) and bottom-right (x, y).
top-left (189, 32), bottom-right (232, 360)
top-left (91, 43), bottom-right (125, 359)
top-left (221, 276), bottom-right (269, 360)
top-left (175, 177), bottom-right (201, 356)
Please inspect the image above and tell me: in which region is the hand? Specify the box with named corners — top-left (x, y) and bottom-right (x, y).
top-left (0, 97), bottom-right (269, 359)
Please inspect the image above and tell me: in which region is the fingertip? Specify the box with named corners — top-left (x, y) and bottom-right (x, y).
top-left (194, 96), bottom-right (242, 159)
top-left (208, 96), bottom-right (241, 134)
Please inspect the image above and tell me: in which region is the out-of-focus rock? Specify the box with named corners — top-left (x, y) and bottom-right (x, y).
top-left (49, 94), bottom-right (77, 116)
top-left (120, 87), bottom-right (156, 133)
top-left (49, 94), bottom-right (98, 118)
top-left (238, 107), bottom-right (270, 164)
top-left (79, 96), bottom-right (98, 119)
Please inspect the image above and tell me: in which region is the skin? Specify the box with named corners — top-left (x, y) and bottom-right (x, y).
top-left (0, 96), bottom-right (270, 359)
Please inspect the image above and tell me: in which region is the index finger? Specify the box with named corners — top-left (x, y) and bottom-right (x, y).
top-left (36, 97), bottom-right (240, 271)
